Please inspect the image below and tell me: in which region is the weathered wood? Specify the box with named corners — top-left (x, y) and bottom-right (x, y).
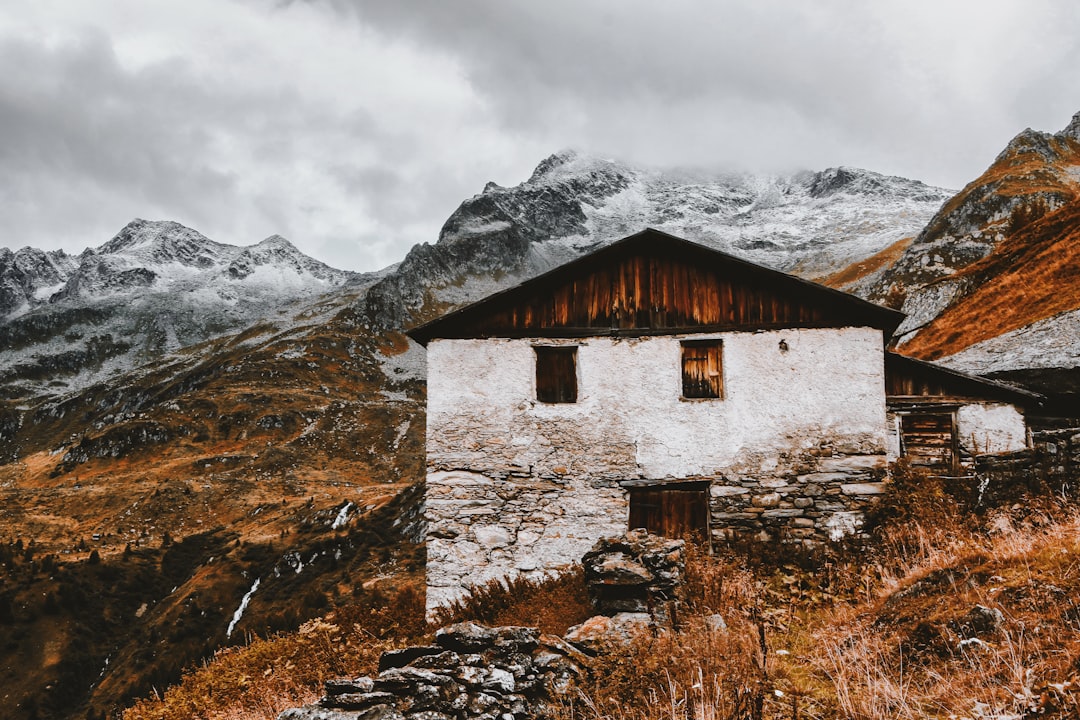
top-left (681, 340), bottom-right (723, 399)
top-left (899, 411), bottom-right (958, 474)
top-left (534, 346), bottom-right (577, 403)
top-left (628, 484), bottom-right (709, 541)
top-left (408, 231), bottom-right (905, 345)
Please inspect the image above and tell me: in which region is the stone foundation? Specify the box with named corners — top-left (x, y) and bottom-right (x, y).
top-left (425, 470), bottom-right (627, 612)
top-left (706, 452), bottom-right (890, 542)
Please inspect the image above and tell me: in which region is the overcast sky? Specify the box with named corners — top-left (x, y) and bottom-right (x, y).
top-left (2, 1), bottom-right (1078, 272)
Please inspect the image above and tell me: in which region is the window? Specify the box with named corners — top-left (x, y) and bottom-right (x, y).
top-left (681, 340), bottom-right (723, 399)
top-left (535, 346), bottom-right (577, 403)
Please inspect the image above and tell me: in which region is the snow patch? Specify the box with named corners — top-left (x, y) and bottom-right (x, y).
top-left (331, 502), bottom-right (354, 530)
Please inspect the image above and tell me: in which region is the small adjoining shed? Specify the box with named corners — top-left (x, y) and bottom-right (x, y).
top-left (408, 228), bottom-right (919, 612)
top-left (885, 352), bottom-right (1041, 475)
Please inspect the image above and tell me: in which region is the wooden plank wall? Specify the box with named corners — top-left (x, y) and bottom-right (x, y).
top-left (460, 253), bottom-right (838, 335)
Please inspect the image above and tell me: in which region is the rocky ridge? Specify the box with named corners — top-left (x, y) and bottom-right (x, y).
top-left (355, 151), bottom-right (953, 332)
top-left (0, 219), bottom-right (365, 399)
top-left (867, 112), bottom-right (1080, 380)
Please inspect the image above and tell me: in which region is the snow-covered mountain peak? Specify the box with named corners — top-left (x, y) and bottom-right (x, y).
top-left (226, 234), bottom-right (349, 283)
top-left (808, 166), bottom-right (944, 201)
top-left (0, 220), bottom-right (359, 399)
top-left (524, 150), bottom-right (634, 187)
top-left (97, 218), bottom-right (230, 268)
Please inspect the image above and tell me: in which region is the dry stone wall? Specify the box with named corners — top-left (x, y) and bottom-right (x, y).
top-left (279, 623), bottom-right (583, 720)
top-left (280, 531), bottom-right (685, 720)
top-left (706, 452), bottom-right (890, 542)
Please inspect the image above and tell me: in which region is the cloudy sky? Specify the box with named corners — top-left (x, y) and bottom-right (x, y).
top-left (2, 1), bottom-right (1078, 271)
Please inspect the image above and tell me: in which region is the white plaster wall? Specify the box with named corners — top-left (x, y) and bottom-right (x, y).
top-left (426, 327), bottom-right (888, 479)
top-left (957, 403), bottom-right (1027, 455)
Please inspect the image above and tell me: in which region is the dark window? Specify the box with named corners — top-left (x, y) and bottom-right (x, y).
top-left (628, 483), bottom-right (710, 542)
top-left (681, 340), bottom-right (723, 399)
top-left (535, 346), bottom-right (577, 403)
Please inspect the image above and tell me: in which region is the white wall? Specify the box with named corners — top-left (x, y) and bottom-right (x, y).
top-left (957, 402), bottom-right (1027, 455)
top-left (423, 327), bottom-right (888, 611)
top-left (426, 327), bottom-right (888, 479)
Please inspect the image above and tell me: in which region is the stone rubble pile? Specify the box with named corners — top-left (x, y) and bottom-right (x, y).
top-left (279, 622), bottom-right (585, 720)
top-left (561, 529), bottom-right (684, 655)
top-left (279, 531), bottom-right (685, 720)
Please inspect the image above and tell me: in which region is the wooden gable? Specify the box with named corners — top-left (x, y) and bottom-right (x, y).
top-left (885, 352), bottom-right (1042, 408)
top-left (408, 229), bottom-right (904, 345)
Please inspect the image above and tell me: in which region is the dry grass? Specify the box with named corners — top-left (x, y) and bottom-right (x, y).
top-left (562, 466), bottom-right (1080, 720)
top-left (121, 465), bottom-right (1080, 720)
top-left (431, 567), bottom-right (594, 635)
top-left (819, 237), bottom-right (914, 291)
top-left (122, 581), bottom-right (426, 720)
top-left (901, 201), bottom-right (1080, 359)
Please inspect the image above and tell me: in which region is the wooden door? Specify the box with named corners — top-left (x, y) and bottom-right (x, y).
top-left (628, 483), bottom-right (710, 541)
top-left (899, 410), bottom-right (959, 475)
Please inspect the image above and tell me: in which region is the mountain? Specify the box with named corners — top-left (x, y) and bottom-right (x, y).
top-left (0, 219), bottom-right (362, 401)
top-left (355, 152), bottom-right (953, 330)
top-left (863, 112), bottom-right (1080, 389)
top-left (16, 119), bottom-right (1080, 718)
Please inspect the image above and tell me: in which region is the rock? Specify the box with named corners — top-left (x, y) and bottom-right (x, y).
top-left (379, 646), bottom-right (444, 672)
top-left (325, 677), bottom-right (376, 696)
top-left (435, 622), bottom-right (498, 653)
top-left (325, 692), bottom-right (399, 710)
top-left (494, 626), bottom-right (540, 653)
top-left (564, 613), bottom-right (653, 655)
top-left (585, 552), bottom-right (654, 585)
top-left (705, 613), bottom-right (728, 632)
top-left (279, 705), bottom-right (402, 720)
top-left (954, 604), bottom-right (1004, 638)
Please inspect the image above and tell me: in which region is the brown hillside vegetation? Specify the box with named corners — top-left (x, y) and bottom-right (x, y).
top-left (818, 236), bottom-right (912, 291)
top-left (900, 200), bottom-right (1080, 359)
top-left (0, 295), bottom-right (427, 719)
top-left (123, 470), bottom-right (1080, 720)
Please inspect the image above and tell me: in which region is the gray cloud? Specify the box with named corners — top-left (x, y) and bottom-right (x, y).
top-left (1, 1), bottom-right (1079, 272)
top-left (322, 0), bottom-right (1080, 183)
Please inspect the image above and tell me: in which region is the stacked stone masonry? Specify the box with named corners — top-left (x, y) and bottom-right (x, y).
top-left (707, 453), bottom-right (890, 543)
top-left (973, 428), bottom-right (1080, 500)
top-left (425, 330), bottom-right (891, 610)
top-left (278, 623), bottom-right (584, 720)
top-left (280, 531), bottom-right (687, 720)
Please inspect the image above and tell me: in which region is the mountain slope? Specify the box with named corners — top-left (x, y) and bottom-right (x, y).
top-left (0, 219), bottom-right (363, 401)
top-left (859, 112), bottom-right (1080, 378)
top-left (356, 152), bottom-right (953, 330)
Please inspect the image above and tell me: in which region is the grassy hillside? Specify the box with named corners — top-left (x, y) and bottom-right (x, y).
top-left (121, 467), bottom-right (1080, 720)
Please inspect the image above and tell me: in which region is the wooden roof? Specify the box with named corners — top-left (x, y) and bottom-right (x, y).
top-left (407, 228), bottom-right (905, 345)
top-left (885, 352), bottom-right (1043, 407)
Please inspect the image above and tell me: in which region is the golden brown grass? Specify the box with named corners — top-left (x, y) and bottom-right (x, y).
top-left (122, 464), bottom-right (1080, 720)
top-left (562, 467), bottom-right (1080, 720)
top-left (901, 201), bottom-right (1080, 359)
top-left (122, 581), bottom-right (427, 720)
top-left (819, 237), bottom-right (914, 290)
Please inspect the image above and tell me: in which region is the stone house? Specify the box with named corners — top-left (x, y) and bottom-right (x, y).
top-left (407, 228), bottom-right (1038, 611)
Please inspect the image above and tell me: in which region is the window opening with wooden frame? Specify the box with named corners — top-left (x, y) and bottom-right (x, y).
top-left (534, 346), bottom-right (578, 403)
top-left (681, 340), bottom-right (723, 399)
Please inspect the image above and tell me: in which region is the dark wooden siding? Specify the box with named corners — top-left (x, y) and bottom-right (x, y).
top-left (885, 352), bottom-right (1039, 406)
top-left (408, 230), bottom-right (905, 345)
top-left (628, 484), bottom-right (710, 541)
top-left (899, 411), bottom-right (959, 474)
top-left (534, 346), bottom-right (577, 403)
top-left (471, 254), bottom-right (831, 335)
